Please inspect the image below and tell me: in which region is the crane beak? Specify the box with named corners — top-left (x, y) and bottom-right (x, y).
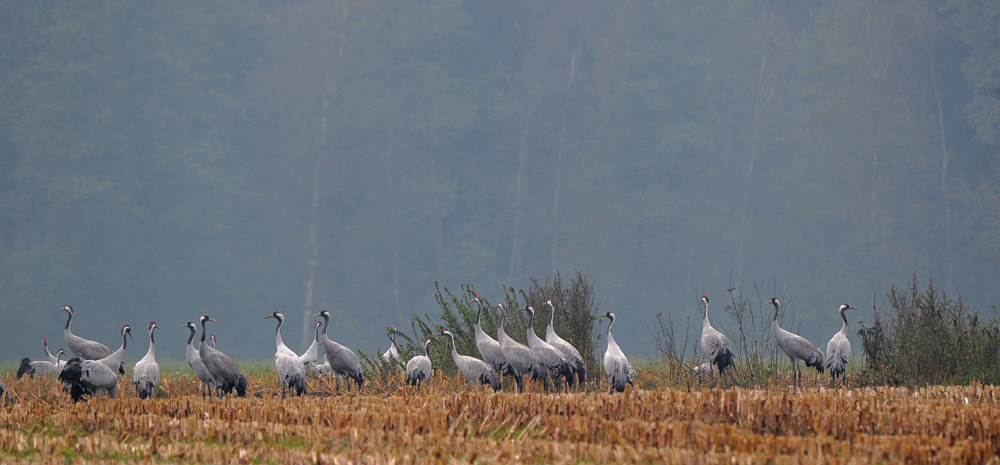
top-left (209, 317), bottom-right (218, 322)
top-left (312, 312), bottom-right (322, 318)
top-left (263, 314), bottom-right (274, 319)
top-left (128, 331), bottom-right (134, 341)
top-left (154, 324), bottom-right (160, 330)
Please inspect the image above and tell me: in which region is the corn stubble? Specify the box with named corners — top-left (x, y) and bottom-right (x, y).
top-left (0, 371), bottom-right (998, 464)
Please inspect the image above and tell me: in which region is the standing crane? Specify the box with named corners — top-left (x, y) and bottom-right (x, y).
top-left (496, 302), bottom-right (547, 392)
top-left (132, 322), bottom-right (160, 399)
top-left (472, 296), bottom-right (512, 378)
top-left (597, 312), bottom-right (636, 393)
top-left (182, 321), bottom-right (216, 398)
top-left (544, 300), bottom-right (586, 387)
top-left (524, 305), bottom-right (574, 391)
top-left (312, 310), bottom-right (364, 394)
top-left (826, 303), bottom-right (858, 386)
top-left (264, 311), bottom-right (307, 398)
top-left (767, 298), bottom-right (824, 388)
top-left (59, 356), bottom-right (119, 401)
top-left (60, 305), bottom-right (113, 360)
top-left (699, 295), bottom-right (735, 375)
top-left (96, 325), bottom-right (132, 375)
top-left (300, 321), bottom-right (322, 374)
top-left (382, 326), bottom-right (403, 364)
top-left (198, 315), bottom-right (247, 397)
top-left (440, 329), bottom-right (501, 391)
top-left (17, 349), bottom-right (66, 379)
top-left (405, 337), bottom-right (434, 388)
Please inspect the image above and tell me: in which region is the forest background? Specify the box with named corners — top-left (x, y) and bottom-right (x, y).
top-left (0, 0), bottom-right (997, 364)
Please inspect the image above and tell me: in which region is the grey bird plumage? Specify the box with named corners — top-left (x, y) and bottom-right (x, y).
top-left (18, 348), bottom-right (66, 379)
top-left (472, 296), bottom-right (513, 378)
top-left (524, 305), bottom-right (574, 390)
top-left (95, 324), bottom-right (132, 376)
top-left (497, 302), bottom-right (548, 392)
top-left (440, 329), bottom-right (500, 391)
top-left (405, 337), bottom-right (434, 387)
top-left (300, 321), bottom-right (322, 374)
top-left (313, 310), bottom-right (363, 394)
top-left (767, 298), bottom-right (824, 389)
top-left (132, 322), bottom-right (160, 399)
top-left (381, 326), bottom-right (403, 364)
top-left (60, 305), bottom-right (113, 360)
top-left (59, 356), bottom-right (119, 401)
top-left (826, 303), bottom-right (857, 386)
top-left (43, 337), bottom-right (59, 365)
top-left (264, 311), bottom-right (307, 398)
top-left (544, 300), bottom-right (586, 387)
top-left (183, 321), bottom-right (216, 398)
top-left (699, 296), bottom-right (735, 375)
top-left (598, 312), bottom-right (636, 393)
top-left (198, 315), bottom-right (247, 397)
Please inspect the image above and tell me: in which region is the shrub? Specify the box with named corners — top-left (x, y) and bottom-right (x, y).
top-left (858, 274), bottom-right (1000, 386)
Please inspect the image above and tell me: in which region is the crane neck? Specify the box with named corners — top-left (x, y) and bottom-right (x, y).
top-left (120, 330), bottom-right (129, 351)
top-left (64, 310), bottom-right (73, 330)
top-left (200, 320), bottom-right (208, 345)
top-left (146, 329), bottom-right (156, 359)
top-left (702, 301), bottom-right (711, 326)
top-left (274, 320), bottom-right (285, 348)
top-left (314, 324), bottom-right (323, 343)
top-left (546, 303), bottom-right (556, 338)
top-left (423, 339), bottom-right (431, 357)
top-left (497, 304), bottom-right (508, 340)
top-left (474, 300), bottom-right (483, 325)
top-left (187, 326), bottom-right (196, 346)
top-left (445, 333), bottom-right (459, 360)
top-left (838, 308), bottom-right (849, 336)
top-left (606, 317), bottom-right (617, 347)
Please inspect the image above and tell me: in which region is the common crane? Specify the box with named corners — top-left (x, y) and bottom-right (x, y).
top-left (382, 326), bottom-right (402, 364)
top-left (312, 310), bottom-right (364, 394)
top-left (699, 296), bottom-right (735, 375)
top-left (182, 321), bottom-right (216, 398)
top-left (60, 305), bottom-right (113, 360)
top-left (300, 321), bottom-right (322, 374)
top-left (597, 312), bottom-right (636, 393)
top-left (132, 322), bottom-right (160, 399)
top-left (405, 337), bottom-right (434, 388)
top-left (826, 303), bottom-right (858, 386)
top-left (767, 298), bottom-right (824, 388)
top-left (524, 305), bottom-right (574, 391)
top-left (96, 325), bottom-right (132, 375)
top-left (198, 315), bottom-right (247, 397)
top-left (496, 302), bottom-right (547, 392)
top-left (440, 329), bottom-right (501, 391)
top-left (264, 311), bottom-right (307, 398)
top-left (59, 356), bottom-right (118, 401)
top-left (17, 348), bottom-right (66, 379)
top-left (43, 337), bottom-right (60, 365)
top-left (544, 300), bottom-right (586, 386)
top-left (472, 296), bottom-right (512, 378)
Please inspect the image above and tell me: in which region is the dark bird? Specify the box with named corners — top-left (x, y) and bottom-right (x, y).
top-left (767, 298), bottom-right (824, 389)
top-left (699, 296), bottom-right (735, 375)
top-left (405, 337), bottom-right (434, 388)
top-left (313, 310), bottom-right (364, 394)
top-left (198, 315), bottom-right (247, 397)
top-left (59, 356), bottom-right (118, 402)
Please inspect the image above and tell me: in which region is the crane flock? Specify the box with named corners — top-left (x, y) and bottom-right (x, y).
top-left (10, 294), bottom-right (862, 402)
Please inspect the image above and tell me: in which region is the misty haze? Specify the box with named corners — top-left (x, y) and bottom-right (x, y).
top-left (1, 0), bottom-right (997, 368)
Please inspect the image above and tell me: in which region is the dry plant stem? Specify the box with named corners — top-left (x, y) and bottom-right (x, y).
top-left (1, 372), bottom-right (998, 464)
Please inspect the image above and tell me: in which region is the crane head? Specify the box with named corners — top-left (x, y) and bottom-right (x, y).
top-left (148, 321), bottom-right (159, 332)
top-left (312, 310), bottom-right (331, 320)
top-left (181, 321), bottom-right (195, 329)
top-left (702, 295), bottom-right (709, 303)
top-left (122, 325), bottom-right (134, 340)
top-left (200, 314), bottom-right (217, 324)
top-left (59, 305), bottom-right (73, 314)
top-left (524, 305), bottom-right (534, 316)
top-left (264, 311), bottom-right (283, 321)
top-left (56, 348), bottom-right (66, 358)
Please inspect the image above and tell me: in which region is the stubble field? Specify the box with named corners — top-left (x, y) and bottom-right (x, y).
top-left (1, 370), bottom-right (998, 464)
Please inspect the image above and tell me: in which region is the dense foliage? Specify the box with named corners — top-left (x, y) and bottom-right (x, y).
top-left (0, 0), bottom-right (998, 362)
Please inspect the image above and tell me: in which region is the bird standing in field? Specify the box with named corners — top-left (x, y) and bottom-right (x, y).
top-left (198, 315), bottom-right (247, 397)
top-left (182, 321), bottom-right (216, 398)
top-left (767, 298), bottom-right (824, 389)
top-left (472, 296), bottom-right (512, 378)
top-left (17, 348), bottom-right (66, 379)
top-left (405, 337), bottom-right (434, 388)
top-left (300, 321), bottom-right (322, 374)
top-left (497, 302), bottom-right (547, 392)
top-left (96, 325), bottom-right (132, 376)
top-left (382, 326), bottom-right (403, 364)
top-left (524, 305), bottom-right (574, 391)
top-left (826, 303), bottom-right (858, 386)
top-left (59, 356), bottom-right (119, 401)
top-left (544, 300), bottom-right (586, 387)
top-left (699, 295), bottom-right (735, 376)
top-left (440, 329), bottom-right (501, 391)
top-left (60, 305), bottom-right (113, 360)
top-left (597, 312), bottom-right (636, 393)
top-left (132, 322), bottom-right (160, 399)
top-left (42, 337), bottom-right (60, 365)
top-left (313, 310), bottom-right (364, 394)
top-left (264, 311), bottom-right (307, 398)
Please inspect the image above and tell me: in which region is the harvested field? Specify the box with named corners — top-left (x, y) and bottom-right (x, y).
top-left (0, 371), bottom-right (998, 464)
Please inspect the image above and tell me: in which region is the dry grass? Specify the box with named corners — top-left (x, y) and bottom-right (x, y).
top-left (1, 368), bottom-right (998, 464)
